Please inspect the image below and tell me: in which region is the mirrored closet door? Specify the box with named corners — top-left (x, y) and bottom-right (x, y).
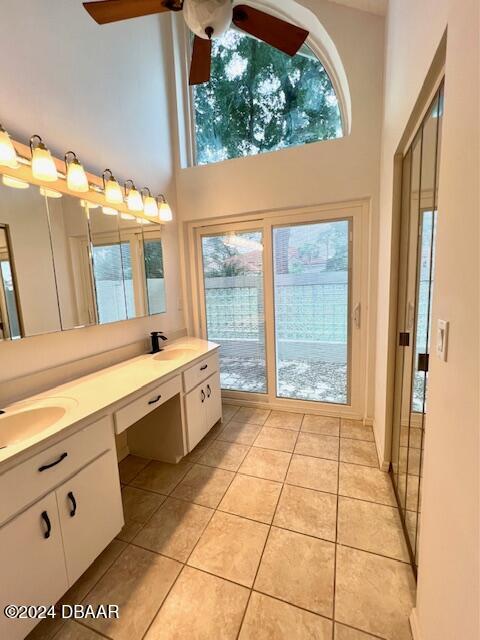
top-left (391, 82), bottom-right (444, 571)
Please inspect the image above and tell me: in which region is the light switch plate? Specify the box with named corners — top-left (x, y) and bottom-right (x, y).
top-left (436, 319), bottom-right (449, 361)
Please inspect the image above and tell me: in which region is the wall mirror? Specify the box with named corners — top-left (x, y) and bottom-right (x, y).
top-left (0, 179), bottom-right (165, 341)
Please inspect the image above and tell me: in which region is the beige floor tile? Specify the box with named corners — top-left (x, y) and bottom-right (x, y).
top-left (235, 406), bottom-right (270, 425)
top-left (255, 527), bottom-right (335, 617)
top-left (335, 546), bottom-right (416, 640)
top-left (334, 623), bottom-right (380, 639)
top-left (183, 433), bottom-right (214, 462)
top-left (188, 511), bottom-right (269, 587)
top-left (118, 486), bottom-right (165, 542)
top-left (131, 460), bottom-right (192, 494)
top-left (301, 414), bottom-right (340, 437)
top-left (145, 566), bottom-right (249, 640)
top-left (265, 410), bottom-right (303, 430)
top-left (82, 545), bottom-right (181, 640)
top-left (339, 463), bottom-right (396, 506)
top-left (340, 440), bottom-right (378, 468)
top-left (118, 455), bottom-right (150, 484)
top-left (171, 464), bottom-right (234, 508)
top-left (47, 621), bottom-right (101, 639)
top-left (133, 497), bottom-right (213, 562)
top-left (62, 539), bottom-right (127, 605)
top-left (198, 440), bottom-right (249, 471)
top-left (295, 432), bottom-right (339, 461)
top-left (341, 420), bottom-right (375, 442)
top-left (217, 420), bottom-right (262, 445)
top-left (239, 447), bottom-right (292, 482)
top-left (219, 474), bottom-right (282, 524)
top-left (286, 455), bottom-right (338, 494)
top-left (337, 497), bottom-right (410, 561)
top-left (222, 403), bottom-right (239, 423)
top-left (254, 426), bottom-right (298, 452)
top-left (273, 484), bottom-right (337, 541)
top-left (239, 592), bottom-right (332, 639)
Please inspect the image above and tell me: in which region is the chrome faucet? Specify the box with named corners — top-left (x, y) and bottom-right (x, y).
top-left (150, 331), bottom-right (167, 354)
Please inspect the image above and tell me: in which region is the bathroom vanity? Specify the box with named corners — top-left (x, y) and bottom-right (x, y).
top-left (0, 337), bottom-right (221, 639)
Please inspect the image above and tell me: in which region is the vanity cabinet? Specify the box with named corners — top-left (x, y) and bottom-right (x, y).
top-left (185, 371), bottom-right (222, 451)
top-left (0, 416), bottom-right (123, 640)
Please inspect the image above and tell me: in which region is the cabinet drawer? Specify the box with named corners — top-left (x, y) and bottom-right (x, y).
top-left (114, 375), bottom-right (181, 435)
top-left (0, 415), bottom-right (114, 527)
top-left (183, 352), bottom-right (219, 393)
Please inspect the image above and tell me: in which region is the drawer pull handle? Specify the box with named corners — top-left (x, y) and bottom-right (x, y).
top-left (148, 395), bottom-right (162, 405)
top-left (200, 364), bottom-right (208, 371)
top-left (68, 491), bottom-right (77, 517)
top-left (207, 385), bottom-right (211, 398)
top-left (38, 452), bottom-right (68, 472)
top-left (201, 389), bottom-right (206, 403)
top-left (41, 511), bottom-right (52, 539)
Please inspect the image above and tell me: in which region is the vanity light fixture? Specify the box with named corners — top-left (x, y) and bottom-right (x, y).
top-left (102, 169), bottom-right (123, 205)
top-left (30, 135), bottom-right (58, 182)
top-left (40, 186), bottom-right (62, 198)
top-left (158, 195), bottom-right (173, 222)
top-left (120, 212), bottom-right (136, 221)
top-left (0, 124), bottom-right (19, 169)
top-left (124, 180), bottom-right (143, 212)
top-left (2, 175), bottom-right (29, 189)
top-left (102, 206), bottom-right (118, 216)
top-left (141, 187), bottom-right (159, 218)
top-left (64, 151), bottom-right (89, 193)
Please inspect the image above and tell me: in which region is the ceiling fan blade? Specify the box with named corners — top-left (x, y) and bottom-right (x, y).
top-left (83, 0), bottom-right (178, 25)
top-left (232, 5), bottom-right (309, 56)
top-left (189, 36), bottom-right (212, 86)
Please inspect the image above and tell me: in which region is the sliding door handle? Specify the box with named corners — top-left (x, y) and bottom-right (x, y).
top-left (353, 303), bottom-right (361, 329)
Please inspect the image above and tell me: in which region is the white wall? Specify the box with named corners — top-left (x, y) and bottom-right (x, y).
top-left (174, 0), bottom-right (385, 420)
top-left (376, 0), bottom-right (479, 638)
top-left (0, 0), bottom-right (185, 395)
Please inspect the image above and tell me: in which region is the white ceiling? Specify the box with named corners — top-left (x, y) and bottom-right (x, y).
top-left (327, 0), bottom-right (388, 16)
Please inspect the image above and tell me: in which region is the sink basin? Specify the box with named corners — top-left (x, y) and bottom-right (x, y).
top-left (154, 347), bottom-right (198, 361)
top-left (0, 398), bottom-right (77, 449)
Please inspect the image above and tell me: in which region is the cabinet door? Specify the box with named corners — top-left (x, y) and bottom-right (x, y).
top-left (57, 450), bottom-right (123, 586)
top-left (185, 385), bottom-right (207, 451)
top-left (0, 492), bottom-right (68, 640)
top-left (205, 371), bottom-right (222, 431)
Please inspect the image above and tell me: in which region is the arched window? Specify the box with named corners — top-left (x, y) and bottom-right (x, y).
top-left (192, 29), bottom-right (344, 165)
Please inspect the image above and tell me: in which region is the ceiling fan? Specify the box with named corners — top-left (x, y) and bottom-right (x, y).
top-left (83, 0), bottom-right (309, 85)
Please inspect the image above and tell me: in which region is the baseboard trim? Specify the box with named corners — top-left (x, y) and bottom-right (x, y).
top-left (410, 608), bottom-right (422, 640)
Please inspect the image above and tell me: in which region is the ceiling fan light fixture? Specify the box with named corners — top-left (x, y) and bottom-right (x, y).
top-left (183, 0), bottom-right (233, 40)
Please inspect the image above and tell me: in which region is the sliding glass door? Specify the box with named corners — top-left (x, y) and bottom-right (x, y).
top-left (200, 229), bottom-right (267, 393)
top-left (197, 206), bottom-right (363, 411)
top-left (273, 220), bottom-right (350, 403)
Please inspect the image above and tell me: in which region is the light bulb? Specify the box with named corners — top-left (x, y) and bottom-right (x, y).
top-left (102, 206), bottom-right (118, 216)
top-left (80, 199), bottom-right (99, 209)
top-left (0, 125), bottom-right (18, 169)
top-left (2, 175), bottom-right (29, 189)
top-left (102, 169), bottom-right (123, 204)
top-left (40, 186), bottom-right (62, 198)
top-left (143, 194), bottom-right (159, 217)
top-left (30, 136), bottom-right (58, 182)
top-left (121, 212), bottom-right (136, 220)
top-left (65, 152), bottom-right (89, 193)
top-left (158, 197), bottom-right (173, 222)
top-left (125, 180), bottom-right (143, 212)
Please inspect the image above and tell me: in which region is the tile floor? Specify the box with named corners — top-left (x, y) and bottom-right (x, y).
top-left (28, 405), bottom-right (415, 640)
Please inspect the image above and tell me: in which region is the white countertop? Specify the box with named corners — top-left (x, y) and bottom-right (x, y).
top-left (0, 337), bottom-right (219, 469)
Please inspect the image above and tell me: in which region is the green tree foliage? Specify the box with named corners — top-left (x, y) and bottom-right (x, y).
top-left (194, 30), bottom-right (342, 165)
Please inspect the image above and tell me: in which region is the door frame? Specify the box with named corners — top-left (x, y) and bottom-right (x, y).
top-left (186, 200), bottom-right (370, 419)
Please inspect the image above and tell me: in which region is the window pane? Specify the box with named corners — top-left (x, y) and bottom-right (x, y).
top-left (92, 244), bottom-right (128, 324)
top-left (273, 220), bottom-right (350, 403)
top-left (201, 231), bottom-right (266, 393)
top-left (144, 238), bottom-right (166, 315)
top-left (0, 260), bottom-right (21, 339)
top-left (193, 30), bottom-right (342, 165)
top-left (120, 242), bottom-right (136, 319)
